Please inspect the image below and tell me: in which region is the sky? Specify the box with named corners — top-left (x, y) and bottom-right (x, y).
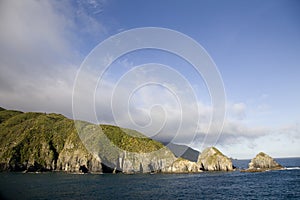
top-left (0, 0), bottom-right (299, 159)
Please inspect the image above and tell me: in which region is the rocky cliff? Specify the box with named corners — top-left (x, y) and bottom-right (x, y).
top-left (75, 122), bottom-right (177, 173)
top-left (243, 152), bottom-right (283, 172)
top-left (0, 109), bottom-right (102, 172)
top-left (197, 147), bottom-right (234, 171)
top-left (0, 108), bottom-right (176, 173)
top-left (0, 108), bottom-right (239, 174)
top-left (162, 157), bottom-right (201, 173)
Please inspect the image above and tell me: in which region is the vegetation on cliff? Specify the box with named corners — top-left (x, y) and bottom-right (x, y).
top-left (0, 108), bottom-right (174, 173)
top-left (100, 125), bottom-right (164, 153)
top-left (0, 109), bottom-right (85, 171)
top-left (3, 107), bottom-right (265, 174)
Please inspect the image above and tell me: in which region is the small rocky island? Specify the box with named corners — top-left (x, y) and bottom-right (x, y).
top-left (242, 152), bottom-right (283, 172)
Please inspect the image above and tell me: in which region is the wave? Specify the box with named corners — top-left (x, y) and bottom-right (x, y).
top-left (284, 167), bottom-right (300, 170)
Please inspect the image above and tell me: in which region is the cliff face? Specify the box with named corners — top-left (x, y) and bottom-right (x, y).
top-left (0, 109), bottom-right (176, 173)
top-left (197, 147), bottom-right (233, 171)
top-left (56, 132), bottom-right (102, 173)
top-left (112, 150), bottom-right (176, 173)
top-left (0, 109), bottom-right (102, 172)
top-left (162, 157), bottom-right (201, 173)
top-left (244, 152), bottom-right (283, 172)
top-left (0, 108), bottom-right (238, 174)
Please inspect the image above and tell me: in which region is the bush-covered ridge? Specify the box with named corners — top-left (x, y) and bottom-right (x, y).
top-left (0, 110), bottom-right (76, 171)
top-left (0, 108), bottom-right (171, 172)
top-left (0, 109), bottom-right (23, 124)
top-left (100, 124), bottom-right (164, 153)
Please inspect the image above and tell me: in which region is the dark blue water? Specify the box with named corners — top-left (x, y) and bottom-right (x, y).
top-left (0, 158), bottom-right (299, 200)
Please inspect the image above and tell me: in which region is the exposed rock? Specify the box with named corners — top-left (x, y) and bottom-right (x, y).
top-left (197, 147), bottom-right (233, 171)
top-left (120, 150), bottom-right (176, 173)
top-left (75, 122), bottom-right (177, 173)
top-left (97, 147), bottom-right (176, 174)
top-left (162, 158), bottom-right (201, 173)
top-left (243, 152), bottom-right (283, 172)
top-left (56, 137), bottom-right (102, 173)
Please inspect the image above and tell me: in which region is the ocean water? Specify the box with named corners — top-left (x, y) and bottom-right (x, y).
top-left (0, 158), bottom-right (299, 200)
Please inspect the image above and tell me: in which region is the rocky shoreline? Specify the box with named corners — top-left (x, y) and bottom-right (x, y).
top-left (0, 108), bottom-right (284, 174)
top-left (3, 149), bottom-right (285, 175)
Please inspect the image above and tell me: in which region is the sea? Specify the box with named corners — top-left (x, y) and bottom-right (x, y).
top-left (0, 158), bottom-right (299, 200)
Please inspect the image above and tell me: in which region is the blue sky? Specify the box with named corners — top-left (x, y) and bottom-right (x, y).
top-left (0, 0), bottom-right (299, 158)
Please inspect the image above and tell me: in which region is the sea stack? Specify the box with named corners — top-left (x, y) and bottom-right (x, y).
top-left (197, 147), bottom-right (234, 171)
top-left (244, 152), bottom-right (283, 172)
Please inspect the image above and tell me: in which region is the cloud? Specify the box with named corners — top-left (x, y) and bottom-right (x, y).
top-left (230, 103), bottom-right (247, 120)
top-left (0, 1), bottom-right (71, 69)
top-left (0, 0), bottom-right (107, 115)
top-left (89, 65), bottom-right (207, 145)
top-left (76, 0), bottom-right (106, 15)
top-left (277, 123), bottom-right (300, 140)
top-left (86, 63), bottom-right (276, 150)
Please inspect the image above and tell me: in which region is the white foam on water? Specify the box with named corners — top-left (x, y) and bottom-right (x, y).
top-left (284, 167), bottom-right (300, 170)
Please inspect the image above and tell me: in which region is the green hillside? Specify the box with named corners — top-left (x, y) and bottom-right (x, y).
top-left (0, 109), bottom-right (77, 171)
top-left (0, 108), bottom-right (170, 172)
top-left (100, 124), bottom-right (164, 153)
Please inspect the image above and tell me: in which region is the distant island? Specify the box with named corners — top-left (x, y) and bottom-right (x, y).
top-left (0, 107), bottom-right (283, 174)
top-left (241, 152), bottom-right (284, 172)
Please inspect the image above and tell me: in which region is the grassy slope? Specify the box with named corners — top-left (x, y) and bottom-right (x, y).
top-left (100, 124), bottom-right (164, 153)
top-left (0, 108), bottom-right (168, 170)
top-left (0, 110), bottom-right (74, 168)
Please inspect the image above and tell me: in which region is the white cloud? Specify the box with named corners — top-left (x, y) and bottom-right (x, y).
top-left (218, 121), bottom-right (300, 159)
top-left (91, 66), bottom-right (205, 144)
top-left (87, 63), bottom-right (278, 151)
top-left (278, 123), bottom-right (300, 140)
top-left (230, 102), bottom-right (247, 120)
top-left (0, 0), bottom-right (107, 116)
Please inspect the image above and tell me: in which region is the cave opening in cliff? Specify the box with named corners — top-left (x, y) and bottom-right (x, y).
top-left (101, 163), bottom-right (121, 173)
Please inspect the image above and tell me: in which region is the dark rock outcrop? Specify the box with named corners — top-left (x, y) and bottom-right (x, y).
top-left (197, 147), bottom-right (234, 171)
